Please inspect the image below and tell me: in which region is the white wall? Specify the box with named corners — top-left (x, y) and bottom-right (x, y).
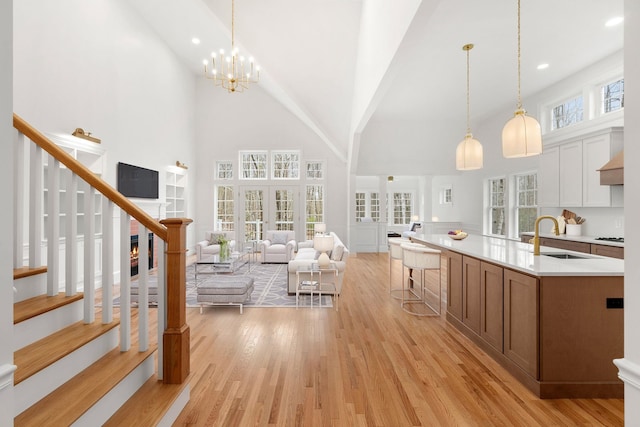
top-left (13, 0), bottom-right (198, 253)
top-left (193, 78), bottom-right (349, 243)
top-left (0, 0), bottom-right (15, 423)
top-left (619, 0), bottom-right (640, 422)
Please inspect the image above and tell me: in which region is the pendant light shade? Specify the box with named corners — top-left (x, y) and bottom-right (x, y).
top-left (502, 0), bottom-right (542, 158)
top-left (456, 43), bottom-right (483, 171)
top-left (456, 134), bottom-right (483, 170)
top-left (502, 109), bottom-right (542, 157)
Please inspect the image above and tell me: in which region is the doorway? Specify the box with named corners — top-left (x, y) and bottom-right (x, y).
top-left (239, 185), bottom-right (300, 241)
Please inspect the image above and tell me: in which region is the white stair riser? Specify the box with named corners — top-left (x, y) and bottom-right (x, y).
top-left (14, 300), bottom-right (84, 351)
top-left (72, 355), bottom-right (155, 427)
top-left (14, 327), bottom-right (119, 416)
top-left (13, 274), bottom-right (46, 303)
top-left (157, 384), bottom-right (191, 427)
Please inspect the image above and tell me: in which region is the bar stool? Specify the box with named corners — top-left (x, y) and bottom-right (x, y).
top-left (388, 237), bottom-right (407, 299)
top-left (400, 242), bottom-right (442, 316)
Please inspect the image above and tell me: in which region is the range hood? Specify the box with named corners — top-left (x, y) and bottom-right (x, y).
top-left (598, 150), bottom-right (624, 185)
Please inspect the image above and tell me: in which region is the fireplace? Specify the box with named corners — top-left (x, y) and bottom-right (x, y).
top-left (130, 233), bottom-right (154, 277)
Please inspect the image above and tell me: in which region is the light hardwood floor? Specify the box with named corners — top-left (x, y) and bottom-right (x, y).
top-left (173, 253), bottom-right (623, 426)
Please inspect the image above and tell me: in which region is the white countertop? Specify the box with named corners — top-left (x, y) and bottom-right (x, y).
top-left (410, 234), bottom-right (624, 277)
top-left (520, 232), bottom-right (624, 248)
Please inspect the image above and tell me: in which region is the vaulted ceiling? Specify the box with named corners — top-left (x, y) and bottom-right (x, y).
top-left (130, 0), bottom-right (624, 176)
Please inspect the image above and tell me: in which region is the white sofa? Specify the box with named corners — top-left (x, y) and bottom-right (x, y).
top-left (287, 231), bottom-right (349, 294)
top-left (195, 231), bottom-right (236, 261)
top-left (260, 230), bottom-right (297, 263)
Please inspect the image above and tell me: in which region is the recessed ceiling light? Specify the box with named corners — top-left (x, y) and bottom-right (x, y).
top-left (537, 63), bottom-right (549, 70)
top-left (192, 37), bottom-right (201, 45)
top-left (605, 16), bottom-right (624, 27)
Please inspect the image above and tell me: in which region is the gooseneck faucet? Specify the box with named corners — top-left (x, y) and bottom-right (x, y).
top-left (531, 215), bottom-right (560, 256)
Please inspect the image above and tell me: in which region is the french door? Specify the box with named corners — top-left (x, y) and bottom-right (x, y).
top-left (239, 185), bottom-right (300, 241)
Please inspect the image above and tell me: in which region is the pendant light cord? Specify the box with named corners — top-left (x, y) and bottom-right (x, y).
top-left (466, 46), bottom-right (471, 134)
top-left (517, 0), bottom-right (522, 110)
top-left (231, 0), bottom-right (235, 50)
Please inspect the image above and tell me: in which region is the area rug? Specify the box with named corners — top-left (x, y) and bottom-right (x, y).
top-left (187, 262), bottom-right (332, 308)
top-left (123, 262), bottom-right (333, 308)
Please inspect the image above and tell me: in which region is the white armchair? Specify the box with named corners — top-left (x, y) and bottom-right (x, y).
top-left (260, 230), bottom-right (296, 263)
top-left (196, 231), bottom-right (236, 261)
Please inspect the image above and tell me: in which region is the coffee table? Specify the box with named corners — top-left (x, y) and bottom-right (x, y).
top-left (195, 248), bottom-right (251, 279)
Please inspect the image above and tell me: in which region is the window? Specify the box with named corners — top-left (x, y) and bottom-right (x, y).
top-left (440, 186), bottom-right (453, 205)
top-left (272, 151), bottom-right (300, 179)
top-left (515, 173), bottom-right (537, 236)
top-left (217, 161), bottom-right (233, 180)
top-left (551, 96), bottom-right (583, 130)
top-left (274, 189), bottom-right (295, 230)
top-left (488, 178), bottom-right (505, 236)
top-left (602, 78), bottom-right (624, 113)
top-left (305, 161), bottom-right (324, 179)
top-left (305, 185), bottom-right (324, 240)
top-left (355, 192), bottom-right (365, 222)
top-left (240, 151), bottom-right (267, 179)
top-left (392, 192), bottom-right (412, 225)
top-left (370, 192), bottom-right (380, 222)
top-left (216, 185), bottom-right (234, 231)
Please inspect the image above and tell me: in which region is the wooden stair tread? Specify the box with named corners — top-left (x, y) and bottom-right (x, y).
top-left (14, 318), bottom-right (120, 384)
top-left (14, 345), bottom-right (157, 427)
top-left (13, 266), bottom-right (47, 280)
top-left (104, 373), bottom-right (190, 426)
top-left (14, 292), bottom-right (84, 324)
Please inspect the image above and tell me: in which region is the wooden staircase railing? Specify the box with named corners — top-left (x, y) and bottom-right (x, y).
top-left (12, 113), bottom-right (190, 384)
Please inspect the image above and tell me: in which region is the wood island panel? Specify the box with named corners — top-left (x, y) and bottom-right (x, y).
top-left (462, 256), bottom-right (481, 335)
top-left (446, 251), bottom-right (463, 321)
top-left (480, 261), bottom-right (504, 353)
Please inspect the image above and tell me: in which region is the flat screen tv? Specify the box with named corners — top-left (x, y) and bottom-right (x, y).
top-left (117, 162), bottom-right (159, 199)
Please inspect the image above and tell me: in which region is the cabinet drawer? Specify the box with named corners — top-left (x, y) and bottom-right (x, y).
top-left (539, 238), bottom-right (590, 254)
top-left (591, 244), bottom-right (624, 259)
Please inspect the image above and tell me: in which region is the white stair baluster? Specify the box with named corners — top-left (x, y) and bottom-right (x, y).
top-left (46, 155), bottom-right (60, 296)
top-left (138, 224), bottom-right (149, 352)
top-left (83, 183), bottom-right (96, 323)
top-left (13, 130), bottom-right (25, 268)
top-left (65, 172), bottom-right (77, 296)
top-left (29, 143), bottom-right (43, 268)
top-left (120, 210), bottom-right (131, 351)
top-left (102, 198), bottom-right (114, 324)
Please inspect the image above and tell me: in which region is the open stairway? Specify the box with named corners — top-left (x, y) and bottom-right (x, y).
top-left (11, 115), bottom-right (192, 425)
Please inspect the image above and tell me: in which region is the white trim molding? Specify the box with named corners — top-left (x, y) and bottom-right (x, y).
top-left (0, 364), bottom-right (17, 391)
top-left (613, 358), bottom-right (640, 390)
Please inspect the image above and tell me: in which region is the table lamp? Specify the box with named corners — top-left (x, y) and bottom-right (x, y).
top-left (314, 234), bottom-right (334, 268)
top-left (314, 223), bottom-right (327, 235)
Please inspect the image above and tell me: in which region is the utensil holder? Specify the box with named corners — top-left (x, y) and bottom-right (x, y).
top-left (566, 224), bottom-right (582, 236)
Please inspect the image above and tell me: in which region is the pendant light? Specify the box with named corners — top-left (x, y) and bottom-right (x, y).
top-left (456, 44), bottom-right (483, 171)
top-left (502, 0), bottom-right (542, 158)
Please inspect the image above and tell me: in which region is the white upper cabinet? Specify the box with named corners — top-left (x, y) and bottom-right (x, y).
top-left (537, 127), bottom-right (623, 208)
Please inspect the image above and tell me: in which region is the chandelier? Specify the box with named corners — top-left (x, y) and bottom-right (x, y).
top-left (203, 0), bottom-right (260, 93)
top-left (502, 0), bottom-right (542, 158)
top-left (456, 43), bottom-right (483, 170)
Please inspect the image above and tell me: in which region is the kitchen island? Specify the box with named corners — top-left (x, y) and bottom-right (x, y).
top-left (410, 233), bottom-right (624, 398)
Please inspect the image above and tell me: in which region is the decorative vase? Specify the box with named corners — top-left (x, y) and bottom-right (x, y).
top-left (220, 241), bottom-right (228, 260)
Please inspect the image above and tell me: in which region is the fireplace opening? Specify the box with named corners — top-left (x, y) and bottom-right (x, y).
top-left (130, 233), bottom-right (154, 277)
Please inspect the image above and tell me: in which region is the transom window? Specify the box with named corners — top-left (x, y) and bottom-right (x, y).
top-left (488, 178), bottom-right (506, 236)
top-left (217, 161), bottom-right (233, 180)
top-left (240, 151), bottom-right (268, 179)
top-left (515, 173), bottom-right (537, 235)
top-left (305, 161), bottom-right (324, 179)
top-left (551, 96), bottom-right (584, 130)
top-left (602, 78), bottom-right (624, 113)
top-left (272, 151), bottom-right (300, 179)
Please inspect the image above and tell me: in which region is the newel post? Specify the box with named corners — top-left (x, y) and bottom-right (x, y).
top-left (160, 218), bottom-right (192, 384)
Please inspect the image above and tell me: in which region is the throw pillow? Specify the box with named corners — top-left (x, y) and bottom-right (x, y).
top-left (209, 233), bottom-right (225, 245)
top-left (272, 232), bottom-right (288, 245)
top-left (330, 244), bottom-right (344, 261)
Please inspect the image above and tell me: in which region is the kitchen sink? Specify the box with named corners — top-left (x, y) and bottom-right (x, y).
top-left (540, 252), bottom-right (590, 260)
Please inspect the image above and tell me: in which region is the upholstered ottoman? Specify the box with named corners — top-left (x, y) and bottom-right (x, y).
top-left (197, 275), bottom-right (255, 314)
top-left (131, 284), bottom-right (158, 305)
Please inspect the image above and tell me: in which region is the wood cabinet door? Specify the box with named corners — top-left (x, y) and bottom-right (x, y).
top-left (480, 262), bottom-right (503, 352)
top-left (504, 269), bottom-right (539, 379)
top-left (446, 251), bottom-right (463, 321)
top-left (462, 256), bottom-right (481, 335)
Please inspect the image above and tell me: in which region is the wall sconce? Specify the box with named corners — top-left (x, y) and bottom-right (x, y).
top-left (71, 128), bottom-right (101, 143)
top-left (176, 161), bottom-right (188, 170)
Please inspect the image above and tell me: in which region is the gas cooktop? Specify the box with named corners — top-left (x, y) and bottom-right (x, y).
top-left (595, 237), bottom-right (624, 243)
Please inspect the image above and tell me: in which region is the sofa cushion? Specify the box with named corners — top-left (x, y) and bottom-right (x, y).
top-left (271, 232), bottom-right (289, 245)
top-left (330, 244), bottom-right (345, 261)
top-left (209, 233), bottom-right (226, 245)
